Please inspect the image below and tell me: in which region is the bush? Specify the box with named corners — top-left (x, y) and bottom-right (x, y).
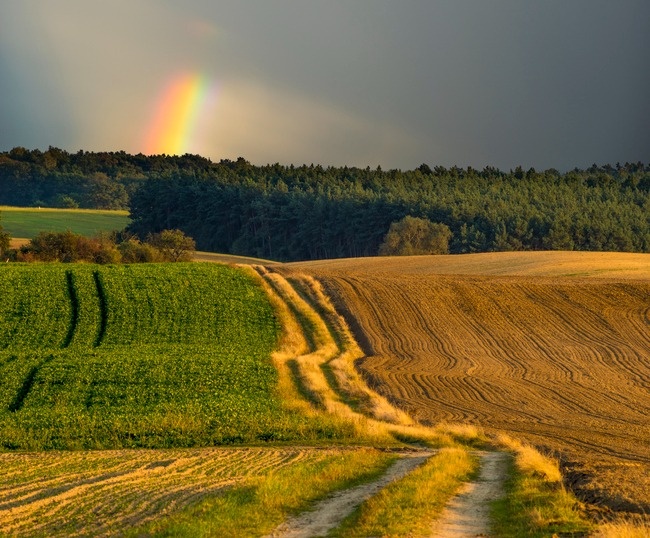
top-left (13, 229), bottom-right (197, 264)
top-left (379, 216), bottom-right (452, 256)
top-left (118, 239), bottom-right (164, 263)
top-left (19, 231), bottom-right (121, 264)
top-left (147, 229), bottom-right (196, 262)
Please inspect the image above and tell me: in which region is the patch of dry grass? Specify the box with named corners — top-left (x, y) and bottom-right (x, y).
top-left (288, 251), bottom-right (650, 280)
top-left (331, 447), bottom-right (479, 537)
top-left (594, 520), bottom-right (650, 538)
top-left (127, 448), bottom-right (396, 538)
top-left (0, 448), bottom-right (331, 537)
top-left (496, 434), bottom-right (562, 483)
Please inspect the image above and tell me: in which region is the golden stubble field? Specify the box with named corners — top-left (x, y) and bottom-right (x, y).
top-left (285, 251), bottom-right (650, 517)
top-left (0, 447), bottom-right (333, 537)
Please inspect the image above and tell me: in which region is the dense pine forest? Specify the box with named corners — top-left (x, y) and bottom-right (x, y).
top-left (1, 147), bottom-right (649, 261)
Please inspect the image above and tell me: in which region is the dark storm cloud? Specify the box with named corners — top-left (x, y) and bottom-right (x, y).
top-left (1, 0), bottom-right (648, 169)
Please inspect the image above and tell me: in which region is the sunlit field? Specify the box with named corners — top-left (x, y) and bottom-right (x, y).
top-left (0, 206), bottom-right (130, 239)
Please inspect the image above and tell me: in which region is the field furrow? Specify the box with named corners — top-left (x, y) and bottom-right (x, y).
top-left (284, 255), bottom-right (650, 516)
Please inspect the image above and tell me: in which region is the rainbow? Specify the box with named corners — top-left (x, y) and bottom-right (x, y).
top-left (144, 73), bottom-right (218, 156)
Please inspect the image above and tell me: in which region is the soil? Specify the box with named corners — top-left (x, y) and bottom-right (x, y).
top-left (430, 452), bottom-right (508, 538)
top-left (280, 252), bottom-right (650, 517)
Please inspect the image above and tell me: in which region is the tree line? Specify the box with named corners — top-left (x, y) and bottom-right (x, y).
top-left (2, 147), bottom-right (649, 260)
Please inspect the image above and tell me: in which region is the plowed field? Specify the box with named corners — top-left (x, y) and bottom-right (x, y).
top-left (283, 252), bottom-right (650, 516)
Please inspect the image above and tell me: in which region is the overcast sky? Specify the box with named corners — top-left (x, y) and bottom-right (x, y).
top-left (1, 0), bottom-right (649, 170)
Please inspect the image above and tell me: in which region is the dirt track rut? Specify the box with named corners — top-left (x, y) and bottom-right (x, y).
top-left (430, 451), bottom-right (508, 537)
top-left (265, 453), bottom-right (432, 538)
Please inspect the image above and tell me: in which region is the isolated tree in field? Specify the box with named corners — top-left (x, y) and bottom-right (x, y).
top-left (379, 216), bottom-right (452, 256)
top-left (147, 229), bottom-right (196, 262)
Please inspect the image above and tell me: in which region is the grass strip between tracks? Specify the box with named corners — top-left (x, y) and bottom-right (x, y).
top-left (125, 448), bottom-right (396, 537)
top-left (491, 435), bottom-right (593, 537)
top-left (330, 447), bottom-right (478, 537)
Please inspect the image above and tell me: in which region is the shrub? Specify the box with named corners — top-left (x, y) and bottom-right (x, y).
top-left (19, 231), bottom-right (121, 264)
top-left (379, 216), bottom-right (452, 256)
top-left (147, 229), bottom-right (196, 262)
top-left (118, 239), bottom-right (164, 263)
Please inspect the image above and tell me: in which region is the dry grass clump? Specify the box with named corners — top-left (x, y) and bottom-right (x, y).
top-left (594, 520), bottom-right (650, 538)
top-left (496, 433), bottom-right (562, 483)
top-left (434, 422), bottom-right (486, 446)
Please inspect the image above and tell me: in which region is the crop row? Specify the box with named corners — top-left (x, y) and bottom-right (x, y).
top-left (0, 265), bottom-right (73, 350)
top-left (0, 263), bottom-right (278, 351)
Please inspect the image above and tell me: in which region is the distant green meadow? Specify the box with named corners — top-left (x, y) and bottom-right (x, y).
top-left (0, 263), bottom-right (347, 450)
top-left (0, 206), bottom-right (130, 238)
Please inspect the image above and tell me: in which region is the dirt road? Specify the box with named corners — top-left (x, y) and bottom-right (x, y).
top-left (266, 453), bottom-right (432, 538)
top-left (431, 451), bottom-right (508, 537)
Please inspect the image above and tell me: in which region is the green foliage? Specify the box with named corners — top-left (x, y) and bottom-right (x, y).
top-left (0, 265), bottom-right (73, 350)
top-left (147, 228), bottom-right (196, 261)
top-left (14, 229), bottom-right (194, 264)
top-left (21, 230), bottom-right (121, 263)
top-left (0, 263), bottom-right (340, 450)
top-left (126, 161), bottom-right (650, 260)
top-left (2, 148), bottom-right (649, 260)
top-left (117, 238), bottom-right (163, 263)
top-left (379, 216), bottom-right (452, 255)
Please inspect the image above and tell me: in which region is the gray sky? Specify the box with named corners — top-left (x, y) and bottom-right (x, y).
top-left (1, 0), bottom-right (649, 170)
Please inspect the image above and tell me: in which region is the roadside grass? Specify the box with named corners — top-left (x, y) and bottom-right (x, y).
top-left (288, 274), bottom-right (415, 426)
top-left (126, 448), bottom-right (397, 538)
top-left (594, 520), bottom-right (650, 538)
top-left (330, 447), bottom-right (479, 537)
top-left (491, 434), bottom-right (593, 537)
top-left (250, 267), bottom-right (400, 447)
top-left (0, 206), bottom-right (130, 238)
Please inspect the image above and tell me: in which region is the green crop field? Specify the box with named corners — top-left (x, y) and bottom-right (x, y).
top-left (0, 263), bottom-right (335, 450)
top-left (0, 206), bottom-right (130, 238)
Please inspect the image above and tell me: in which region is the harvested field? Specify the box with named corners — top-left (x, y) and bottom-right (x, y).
top-left (0, 447), bottom-right (342, 537)
top-left (288, 250), bottom-right (650, 280)
top-left (281, 252), bottom-right (650, 518)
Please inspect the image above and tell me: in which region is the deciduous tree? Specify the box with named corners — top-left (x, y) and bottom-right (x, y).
top-left (379, 216), bottom-right (452, 256)
top-left (147, 229), bottom-right (196, 262)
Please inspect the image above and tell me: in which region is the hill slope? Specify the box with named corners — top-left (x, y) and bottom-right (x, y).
top-left (283, 251), bottom-right (650, 516)
top-left (0, 263), bottom-right (298, 449)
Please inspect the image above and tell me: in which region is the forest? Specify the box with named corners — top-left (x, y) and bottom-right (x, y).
top-left (1, 146), bottom-right (649, 261)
